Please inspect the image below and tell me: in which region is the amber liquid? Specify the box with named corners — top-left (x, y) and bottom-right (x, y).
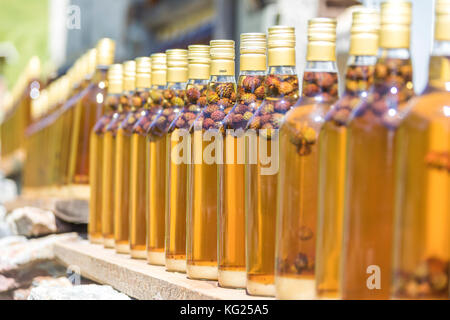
top-left (114, 129), bottom-right (132, 251)
top-left (147, 137), bottom-right (167, 258)
top-left (187, 132), bottom-right (219, 275)
top-left (102, 131), bottom-right (116, 246)
top-left (89, 131), bottom-right (103, 242)
top-left (342, 57), bottom-right (414, 299)
top-left (219, 135), bottom-right (246, 273)
top-left (392, 80), bottom-right (449, 299)
top-left (165, 131), bottom-right (189, 264)
top-left (69, 70), bottom-right (106, 185)
top-left (246, 137), bottom-right (277, 292)
top-left (316, 64), bottom-right (374, 298)
top-left (129, 133), bottom-right (147, 255)
top-left (316, 122), bottom-right (346, 298)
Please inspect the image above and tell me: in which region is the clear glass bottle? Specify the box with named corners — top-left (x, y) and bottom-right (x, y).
top-left (145, 53), bottom-right (167, 265)
top-left (275, 19), bottom-right (339, 300)
top-left (245, 26), bottom-right (299, 297)
top-left (123, 57), bottom-right (151, 258)
top-left (187, 40), bottom-right (236, 280)
top-left (147, 50), bottom-right (188, 268)
top-left (68, 38), bottom-right (115, 197)
top-left (102, 62), bottom-right (131, 249)
top-left (89, 64), bottom-right (122, 244)
top-left (341, 1), bottom-right (414, 299)
top-left (316, 10), bottom-right (379, 299)
top-left (217, 33), bottom-right (266, 288)
top-left (114, 60), bottom-right (137, 255)
top-left (165, 46), bottom-right (209, 271)
top-left (392, 0), bottom-right (450, 299)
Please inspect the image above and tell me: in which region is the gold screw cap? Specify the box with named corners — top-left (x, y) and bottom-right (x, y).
top-left (350, 8), bottom-right (380, 56)
top-left (188, 45), bottom-right (210, 80)
top-left (307, 18), bottom-right (337, 62)
top-left (96, 38), bottom-right (115, 66)
top-left (436, 0), bottom-right (450, 41)
top-left (380, 0), bottom-right (412, 49)
top-left (166, 49), bottom-right (188, 83)
top-left (151, 53), bottom-right (167, 86)
top-left (135, 57), bottom-right (151, 89)
top-left (268, 26), bottom-right (295, 67)
top-left (210, 40), bottom-right (235, 76)
top-left (108, 64), bottom-right (123, 94)
top-left (240, 33), bottom-right (267, 71)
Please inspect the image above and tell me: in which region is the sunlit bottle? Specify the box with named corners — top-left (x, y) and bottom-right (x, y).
top-left (341, 1), bottom-right (414, 299)
top-left (126, 57), bottom-right (152, 258)
top-left (217, 33), bottom-right (266, 288)
top-left (315, 10), bottom-right (379, 299)
top-left (147, 50), bottom-right (188, 267)
top-left (145, 53), bottom-right (167, 265)
top-left (392, 0), bottom-right (450, 300)
top-left (114, 60), bottom-right (137, 255)
top-left (165, 45), bottom-right (209, 271)
top-left (62, 50), bottom-right (97, 190)
top-left (69, 38), bottom-right (115, 197)
top-left (102, 62), bottom-right (132, 249)
top-left (275, 19), bottom-right (339, 300)
top-left (187, 40), bottom-right (236, 280)
top-left (245, 26), bottom-right (299, 297)
top-left (89, 64), bottom-right (122, 244)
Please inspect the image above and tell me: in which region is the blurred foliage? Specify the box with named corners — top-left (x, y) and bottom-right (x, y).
top-left (0, 0), bottom-right (49, 89)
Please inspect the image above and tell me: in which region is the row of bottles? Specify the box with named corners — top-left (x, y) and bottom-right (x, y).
top-left (1, 57), bottom-right (41, 159)
top-left (7, 0), bottom-right (448, 300)
top-left (21, 39), bottom-right (115, 194)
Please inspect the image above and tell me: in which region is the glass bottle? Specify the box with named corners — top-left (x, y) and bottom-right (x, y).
top-left (391, 0), bottom-right (450, 300)
top-left (217, 33), bottom-right (266, 288)
top-left (341, 1), bottom-right (414, 299)
top-left (88, 64), bottom-right (122, 244)
top-left (112, 60), bottom-right (137, 254)
top-left (275, 19), bottom-right (339, 300)
top-left (68, 38), bottom-right (115, 197)
top-left (62, 50), bottom-right (96, 190)
top-left (245, 26), bottom-right (299, 296)
top-left (145, 53), bottom-right (167, 265)
top-left (147, 50), bottom-right (188, 267)
top-left (187, 40), bottom-right (236, 280)
top-left (102, 62), bottom-right (131, 249)
top-left (124, 57), bottom-right (151, 258)
top-left (315, 10), bottom-right (379, 299)
top-left (165, 45), bottom-right (209, 271)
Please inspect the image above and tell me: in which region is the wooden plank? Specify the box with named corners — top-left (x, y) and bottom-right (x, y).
top-left (54, 239), bottom-right (272, 300)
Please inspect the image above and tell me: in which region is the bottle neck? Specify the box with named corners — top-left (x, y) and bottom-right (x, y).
top-left (92, 66), bottom-right (108, 85)
top-left (373, 48), bottom-right (413, 94)
top-left (344, 55), bottom-right (377, 96)
top-left (265, 66), bottom-right (299, 101)
top-left (428, 40), bottom-right (450, 91)
top-left (302, 61), bottom-right (339, 101)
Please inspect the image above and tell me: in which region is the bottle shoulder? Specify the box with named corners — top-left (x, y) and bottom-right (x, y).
top-left (402, 90), bottom-right (450, 124)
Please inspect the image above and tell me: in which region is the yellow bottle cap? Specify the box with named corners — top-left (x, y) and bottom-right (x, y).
top-left (108, 64), bottom-right (123, 94)
top-left (268, 26), bottom-right (295, 67)
top-left (240, 33), bottom-right (267, 71)
top-left (436, 0), bottom-right (450, 41)
top-left (166, 49), bottom-right (188, 83)
top-left (188, 45), bottom-right (210, 80)
top-left (96, 38), bottom-right (115, 66)
top-left (151, 53), bottom-right (167, 86)
top-left (380, 0), bottom-right (412, 49)
top-left (135, 57), bottom-right (151, 89)
top-left (210, 39), bottom-right (235, 76)
top-left (122, 60), bottom-right (136, 92)
top-left (307, 18), bottom-right (337, 62)
top-left (350, 8), bottom-right (380, 56)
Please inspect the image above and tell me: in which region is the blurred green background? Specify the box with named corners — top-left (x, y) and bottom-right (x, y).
top-left (0, 0), bottom-right (49, 89)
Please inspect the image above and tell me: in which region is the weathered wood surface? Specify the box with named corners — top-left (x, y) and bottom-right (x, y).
top-left (54, 239), bottom-right (272, 300)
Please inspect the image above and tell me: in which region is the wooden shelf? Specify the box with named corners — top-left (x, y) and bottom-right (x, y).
top-left (54, 239), bottom-right (272, 300)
